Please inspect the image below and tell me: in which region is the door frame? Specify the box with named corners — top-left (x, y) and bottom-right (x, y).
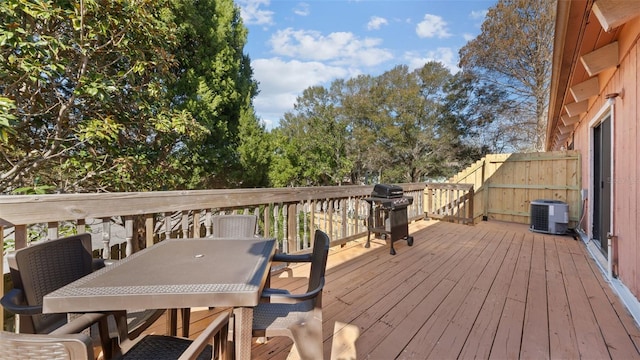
top-left (588, 101), bottom-right (615, 275)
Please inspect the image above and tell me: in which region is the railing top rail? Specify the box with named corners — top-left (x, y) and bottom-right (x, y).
top-left (425, 182), bottom-right (474, 191)
top-left (0, 183), bottom-right (427, 225)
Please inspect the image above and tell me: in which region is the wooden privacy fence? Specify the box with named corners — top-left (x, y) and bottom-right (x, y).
top-left (448, 151), bottom-right (581, 225)
top-left (424, 183), bottom-right (474, 224)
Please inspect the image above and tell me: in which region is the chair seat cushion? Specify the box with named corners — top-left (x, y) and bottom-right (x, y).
top-left (252, 300), bottom-right (315, 331)
top-left (121, 335), bottom-right (212, 360)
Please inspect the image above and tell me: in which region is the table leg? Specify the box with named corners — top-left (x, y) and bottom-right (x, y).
top-left (166, 309), bottom-right (178, 336)
top-left (233, 307), bottom-right (253, 360)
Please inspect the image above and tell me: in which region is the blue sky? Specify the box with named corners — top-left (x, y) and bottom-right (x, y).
top-left (236, 0), bottom-right (496, 130)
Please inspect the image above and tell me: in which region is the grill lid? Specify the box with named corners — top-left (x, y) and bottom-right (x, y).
top-left (371, 184), bottom-right (403, 198)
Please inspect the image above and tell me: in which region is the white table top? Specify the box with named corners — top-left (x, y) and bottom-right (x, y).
top-left (43, 237), bottom-right (276, 313)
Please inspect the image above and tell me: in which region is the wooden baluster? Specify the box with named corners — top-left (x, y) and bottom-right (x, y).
top-left (328, 200), bottom-right (334, 241)
top-left (102, 217), bottom-right (111, 260)
top-left (346, 198), bottom-right (352, 238)
top-left (125, 217), bottom-right (133, 257)
top-left (262, 206), bottom-right (270, 239)
top-left (77, 219), bottom-right (86, 234)
top-left (14, 225), bottom-right (27, 250)
top-left (47, 222), bottom-right (58, 240)
top-left (302, 201), bottom-right (309, 249)
top-left (205, 210), bottom-right (212, 237)
top-left (321, 200), bottom-right (327, 234)
top-left (341, 198), bottom-right (347, 240)
top-left (310, 200), bottom-right (317, 237)
top-left (457, 188), bottom-right (463, 222)
top-left (164, 212), bottom-right (172, 240)
top-left (427, 188), bottom-right (432, 217)
top-left (272, 205), bottom-right (279, 252)
top-left (293, 203), bottom-right (300, 252)
top-left (283, 205), bottom-right (291, 253)
top-left (193, 210), bottom-right (201, 238)
top-left (252, 207), bottom-right (260, 236)
top-left (145, 214), bottom-right (154, 248)
top-left (181, 211), bottom-right (189, 238)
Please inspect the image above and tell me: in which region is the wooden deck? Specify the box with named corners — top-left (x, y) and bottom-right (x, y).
top-left (144, 220), bottom-right (640, 359)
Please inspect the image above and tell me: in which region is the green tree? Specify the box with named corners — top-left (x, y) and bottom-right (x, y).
top-left (234, 107), bottom-right (272, 187)
top-left (346, 63), bottom-right (458, 182)
top-left (272, 62), bottom-right (481, 185)
top-left (269, 85), bottom-right (351, 187)
top-left (459, 0), bottom-right (555, 151)
top-left (167, 0), bottom-right (261, 188)
top-left (0, 0), bottom-right (262, 193)
top-left (0, 0), bottom-right (206, 193)
top-left (268, 126), bottom-right (303, 187)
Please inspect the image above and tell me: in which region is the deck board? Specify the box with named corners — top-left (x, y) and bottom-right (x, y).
top-left (546, 236), bottom-right (580, 359)
top-left (458, 231), bottom-right (521, 359)
top-left (140, 220), bottom-right (640, 359)
top-left (520, 233), bottom-right (549, 359)
top-left (557, 235), bottom-right (612, 359)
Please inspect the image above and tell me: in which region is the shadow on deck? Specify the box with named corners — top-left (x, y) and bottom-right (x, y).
top-left (144, 219), bottom-right (640, 359)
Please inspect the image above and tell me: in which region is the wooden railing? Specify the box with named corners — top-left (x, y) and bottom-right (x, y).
top-left (0, 183), bottom-right (426, 256)
top-left (424, 183), bottom-right (474, 224)
top-left (0, 183), bottom-right (427, 330)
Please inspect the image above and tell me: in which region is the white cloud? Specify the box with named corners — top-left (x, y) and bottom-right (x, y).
top-left (367, 16), bottom-right (388, 30)
top-left (294, 2), bottom-right (310, 16)
top-left (416, 14), bottom-right (451, 38)
top-left (463, 33), bottom-right (475, 41)
top-left (252, 58), bottom-right (352, 128)
top-left (470, 10), bottom-right (488, 20)
top-left (268, 28), bottom-right (393, 67)
top-left (237, 0), bottom-right (274, 26)
top-left (405, 47), bottom-right (459, 74)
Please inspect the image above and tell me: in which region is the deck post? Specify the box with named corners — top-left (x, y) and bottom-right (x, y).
top-left (0, 218), bottom-right (14, 331)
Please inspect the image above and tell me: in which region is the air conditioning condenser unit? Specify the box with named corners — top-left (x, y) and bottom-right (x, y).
top-left (530, 200), bottom-right (569, 235)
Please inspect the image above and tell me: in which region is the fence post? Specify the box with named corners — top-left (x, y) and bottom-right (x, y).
top-left (468, 186), bottom-right (475, 224)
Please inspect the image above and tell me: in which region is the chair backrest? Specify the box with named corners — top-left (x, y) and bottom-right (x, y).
top-left (0, 331), bottom-right (93, 360)
top-left (210, 214), bottom-right (258, 238)
top-left (6, 234), bottom-right (94, 334)
top-left (307, 230), bottom-right (330, 293)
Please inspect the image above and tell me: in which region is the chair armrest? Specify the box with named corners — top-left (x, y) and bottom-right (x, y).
top-left (261, 287), bottom-right (290, 298)
top-left (49, 313), bottom-right (110, 335)
top-left (273, 253), bottom-right (312, 263)
top-left (50, 312), bottom-right (117, 359)
top-left (0, 288), bottom-right (43, 315)
top-left (177, 310), bottom-right (231, 360)
top-left (264, 278), bottom-right (324, 304)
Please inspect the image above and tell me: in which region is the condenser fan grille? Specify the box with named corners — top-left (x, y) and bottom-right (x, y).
top-left (530, 204), bottom-right (550, 232)
top-left (529, 200), bottom-right (569, 235)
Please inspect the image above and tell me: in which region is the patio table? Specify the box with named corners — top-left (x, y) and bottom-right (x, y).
top-left (43, 237), bottom-right (276, 360)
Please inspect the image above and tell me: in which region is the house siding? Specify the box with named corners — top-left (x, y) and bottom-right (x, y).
top-left (570, 17), bottom-right (640, 298)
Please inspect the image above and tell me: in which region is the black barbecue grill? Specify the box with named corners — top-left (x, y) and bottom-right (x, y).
top-left (364, 184), bottom-right (414, 255)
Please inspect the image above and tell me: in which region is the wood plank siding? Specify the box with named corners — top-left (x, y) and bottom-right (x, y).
top-left (547, 1), bottom-right (640, 303)
top-left (142, 220), bottom-right (640, 359)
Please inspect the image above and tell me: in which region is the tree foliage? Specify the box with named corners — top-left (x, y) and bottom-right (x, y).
top-left (167, 0), bottom-right (261, 188)
top-left (271, 62), bottom-right (485, 186)
top-left (0, 0), bottom-right (264, 193)
top-left (459, 0), bottom-right (555, 151)
top-left (269, 86), bottom-right (351, 187)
